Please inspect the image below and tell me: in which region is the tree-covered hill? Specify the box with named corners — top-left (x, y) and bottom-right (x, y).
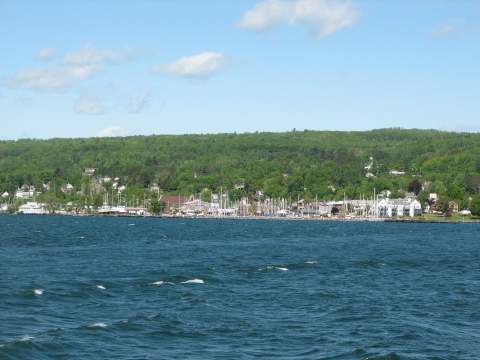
top-left (1, 128), bottom-right (480, 207)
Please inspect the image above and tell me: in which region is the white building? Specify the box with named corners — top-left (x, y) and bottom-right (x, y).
top-left (18, 202), bottom-right (46, 215)
top-left (15, 186), bottom-right (35, 199)
top-left (377, 198), bottom-right (422, 217)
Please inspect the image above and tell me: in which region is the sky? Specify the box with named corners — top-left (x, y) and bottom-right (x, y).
top-left (1, 0), bottom-right (479, 140)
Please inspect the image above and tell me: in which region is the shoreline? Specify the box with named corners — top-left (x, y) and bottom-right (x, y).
top-left (3, 212), bottom-right (479, 223)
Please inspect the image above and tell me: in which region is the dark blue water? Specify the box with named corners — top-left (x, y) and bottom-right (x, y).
top-left (1, 215), bottom-right (479, 359)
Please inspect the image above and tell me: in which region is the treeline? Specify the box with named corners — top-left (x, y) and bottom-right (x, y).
top-left (1, 128), bottom-right (480, 207)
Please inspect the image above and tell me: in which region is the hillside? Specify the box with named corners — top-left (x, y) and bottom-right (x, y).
top-left (1, 128), bottom-right (480, 208)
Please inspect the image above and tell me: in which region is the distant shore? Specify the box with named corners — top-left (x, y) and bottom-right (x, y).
top-left (5, 212), bottom-right (479, 223)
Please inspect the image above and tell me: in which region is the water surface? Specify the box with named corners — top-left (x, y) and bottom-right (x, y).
top-left (1, 215), bottom-right (479, 359)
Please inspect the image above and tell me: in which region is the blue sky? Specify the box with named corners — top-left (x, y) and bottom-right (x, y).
top-left (1, 0), bottom-right (479, 140)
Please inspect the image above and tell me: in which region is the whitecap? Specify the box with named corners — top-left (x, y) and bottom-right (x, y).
top-left (150, 281), bottom-right (164, 286)
top-left (181, 279), bottom-right (204, 284)
top-left (305, 261), bottom-right (317, 264)
top-left (96, 285), bottom-right (106, 290)
top-left (128, 224), bottom-right (135, 226)
top-left (277, 267), bottom-right (289, 271)
top-left (89, 322), bottom-right (108, 328)
top-left (34, 289), bottom-right (43, 295)
top-left (19, 336), bottom-right (34, 342)
top-left (258, 266), bottom-right (274, 271)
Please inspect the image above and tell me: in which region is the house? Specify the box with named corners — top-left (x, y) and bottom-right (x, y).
top-left (159, 195), bottom-right (194, 213)
top-left (379, 190), bottom-right (391, 198)
top-left (182, 199), bottom-right (211, 215)
top-left (150, 183), bottom-right (160, 192)
top-left (236, 198), bottom-right (252, 216)
top-left (124, 207), bottom-right (147, 215)
top-left (449, 201), bottom-right (459, 212)
top-left (234, 183), bottom-right (245, 190)
top-left (389, 170), bottom-right (405, 175)
top-left (84, 168), bottom-right (96, 175)
top-left (15, 186), bottom-right (35, 199)
top-left (303, 202), bottom-right (333, 216)
top-left (18, 202), bottom-right (46, 215)
top-left (294, 199), bottom-right (310, 212)
top-left (377, 198), bottom-right (422, 217)
top-left (2, 192), bottom-right (9, 198)
top-left (349, 199), bottom-right (375, 216)
top-left (61, 183), bottom-right (74, 193)
top-left (405, 192), bottom-right (416, 200)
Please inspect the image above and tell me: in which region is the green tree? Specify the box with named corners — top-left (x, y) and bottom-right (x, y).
top-left (149, 199), bottom-right (165, 215)
top-left (469, 194), bottom-right (480, 218)
top-left (229, 189), bottom-right (244, 202)
top-left (407, 179), bottom-right (422, 195)
top-left (436, 197), bottom-right (451, 214)
top-left (41, 193), bottom-right (63, 214)
top-left (264, 184), bottom-right (285, 199)
top-left (446, 184), bottom-right (463, 200)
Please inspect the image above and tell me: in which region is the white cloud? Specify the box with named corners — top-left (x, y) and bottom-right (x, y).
top-left (37, 47), bottom-right (55, 61)
top-left (127, 87), bottom-right (155, 114)
top-left (95, 126), bottom-right (129, 137)
top-left (7, 64), bottom-right (101, 92)
top-left (7, 44), bottom-right (141, 92)
top-left (431, 19), bottom-right (475, 38)
top-left (152, 52), bottom-right (231, 80)
top-left (75, 86), bottom-right (107, 115)
top-left (61, 44), bottom-right (122, 66)
top-left (239, 0), bottom-right (360, 38)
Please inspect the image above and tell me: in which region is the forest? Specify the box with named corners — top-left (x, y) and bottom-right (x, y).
top-left (1, 128), bottom-right (480, 212)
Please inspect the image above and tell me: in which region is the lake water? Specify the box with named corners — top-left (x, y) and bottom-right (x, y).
top-left (1, 215), bottom-right (479, 359)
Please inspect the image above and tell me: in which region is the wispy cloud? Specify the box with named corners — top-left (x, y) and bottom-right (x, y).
top-left (37, 47), bottom-right (55, 61)
top-left (75, 85), bottom-right (154, 116)
top-left (74, 86), bottom-right (108, 115)
top-left (152, 52), bottom-right (231, 80)
top-left (127, 87), bottom-right (155, 114)
top-left (431, 19), bottom-right (476, 38)
top-left (7, 64), bottom-right (101, 92)
top-left (95, 126), bottom-right (129, 137)
top-left (61, 44), bottom-right (122, 66)
top-left (239, 0), bottom-right (360, 39)
top-left (7, 44), bottom-right (145, 92)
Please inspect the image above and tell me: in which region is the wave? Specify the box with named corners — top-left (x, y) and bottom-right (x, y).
top-left (150, 280), bottom-right (165, 286)
top-left (148, 280), bottom-right (175, 286)
top-left (18, 336), bottom-right (34, 342)
top-left (258, 266), bottom-right (289, 271)
top-left (88, 322), bottom-right (108, 328)
top-left (181, 279), bottom-right (204, 284)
